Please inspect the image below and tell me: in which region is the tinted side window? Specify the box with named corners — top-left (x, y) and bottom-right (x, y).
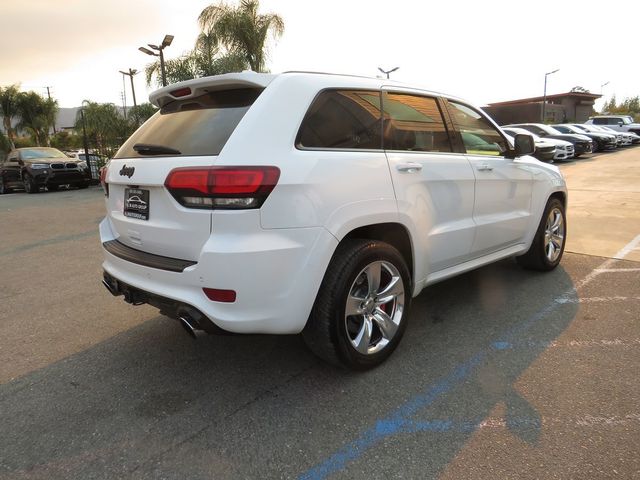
top-left (448, 101), bottom-right (507, 156)
top-left (592, 118), bottom-right (606, 125)
top-left (382, 93), bottom-right (452, 152)
top-left (608, 118), bottom-right (620, 125)
top-left (297, 90), bottom-right (382, 149)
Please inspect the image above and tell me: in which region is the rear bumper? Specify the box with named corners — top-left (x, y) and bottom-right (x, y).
top-left (99, 217), bottom-right (338, 334)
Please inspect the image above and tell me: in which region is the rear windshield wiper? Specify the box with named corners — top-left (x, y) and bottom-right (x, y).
top-left (133, 143), bottom-right (181, 155)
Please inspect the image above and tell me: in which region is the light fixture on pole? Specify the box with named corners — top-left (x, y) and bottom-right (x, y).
top-left (119, 68), bottom-right (139, 108)
top-left (378, 66), bottom-right (399, 79)
top-left (139, 34), bottom-right (174, 87)
top-left (542, 68), bottom-right (559, 123)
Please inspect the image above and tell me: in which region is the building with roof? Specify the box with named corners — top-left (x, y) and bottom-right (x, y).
top-left (483, 91), bottom-right (601, 125)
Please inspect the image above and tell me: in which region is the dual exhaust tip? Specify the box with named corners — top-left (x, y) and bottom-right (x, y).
top-left (102, 272), bottom-right (215, 339)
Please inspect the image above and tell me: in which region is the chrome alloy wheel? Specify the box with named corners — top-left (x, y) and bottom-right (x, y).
top-left (344, 260), bottom-right (405, 355)
top-left (544, 207), bottom-right (565, 262)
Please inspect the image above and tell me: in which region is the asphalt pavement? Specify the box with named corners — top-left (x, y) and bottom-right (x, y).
top-left (0, 147), bottom-right (638, 479)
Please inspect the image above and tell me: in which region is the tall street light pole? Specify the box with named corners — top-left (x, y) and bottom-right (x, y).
top-left (599, 81), bottom-right (610, 113)
top-left (378, 66), bottom-right (399, 79)
top-left (119, 68), bottom-right (139, 108)
top-left (139, 34), bottom-right (174, 87)
top-left (542, 68), bottom-right (559, 123)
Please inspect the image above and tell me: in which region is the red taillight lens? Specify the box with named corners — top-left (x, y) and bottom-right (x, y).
top-left (99, 164), bottom-right (109, 196)
top-left (203, 288), bottom-right (236, 303)
top-left (164, 166), bottom-right (280, 209)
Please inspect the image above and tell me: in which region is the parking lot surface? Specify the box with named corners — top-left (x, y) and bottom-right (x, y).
top-left (1, 148), bottom-right (639, 479)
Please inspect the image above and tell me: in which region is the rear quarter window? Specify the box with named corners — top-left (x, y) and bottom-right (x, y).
top-left (114, 88), bottom-right (263, 158)
top-left (296, 90), bottom-right (383, 150)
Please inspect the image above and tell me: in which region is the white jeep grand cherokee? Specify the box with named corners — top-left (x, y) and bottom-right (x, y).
top-left (100, 72), bottom-right (567, 369)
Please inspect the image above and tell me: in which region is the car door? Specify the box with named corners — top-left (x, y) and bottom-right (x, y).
top-left (382, 89), bottom-right (476, 274)
top-left (3, 152), bottom-right (22, 187)
top-left (445, 100), bottom-right (534, 257)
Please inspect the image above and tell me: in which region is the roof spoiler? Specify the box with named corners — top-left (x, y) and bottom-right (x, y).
top-left (149, 72), bottom-right (275, 108)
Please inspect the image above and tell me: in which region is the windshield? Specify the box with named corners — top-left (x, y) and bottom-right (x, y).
top-left (622, 117), bottom-right (632, 124)
top-left (541, 125), bottom-right (562, 135)
top-left (115, 88), bottom-right (263, 158)
top-left (562, 125), bottom-right (583, 134)
top-left (503, 127), bottom-right (540, 140)
top-left (20, 148), bottom-right (68, 160)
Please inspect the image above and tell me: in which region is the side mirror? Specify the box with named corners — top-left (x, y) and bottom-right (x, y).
top-left (513, 133), bottom-right (535, 157)
top-left (617, 121), bottom-right (623, 126)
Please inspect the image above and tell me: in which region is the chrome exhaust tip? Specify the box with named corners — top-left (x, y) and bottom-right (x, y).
top-left (178, 315), bottom-right (198, 340)
top-left (102, 279), bottom-right (119, 296)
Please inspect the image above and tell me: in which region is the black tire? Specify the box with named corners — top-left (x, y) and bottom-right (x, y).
top-left (302, 239), bottom-right (412, 370)
top-left (47, 184), bottom-right (59, 192)
top-left (0, 179), bottom-right (8, 194)
top-left (517, 197), bottom-right (566, 271)
top-left (23, 174), bottom-right (39, 194)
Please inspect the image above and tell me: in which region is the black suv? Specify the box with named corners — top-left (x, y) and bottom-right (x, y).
top-left (0, 147), bottom-right (92, 194)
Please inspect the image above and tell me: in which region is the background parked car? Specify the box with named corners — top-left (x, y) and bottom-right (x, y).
top-left (501, 127), bottom-right (557, 162)
top-left (552, 124), bottom-right (616, 152)
top-left (572, 124), bottom-right (623, 147)
top-left (504, 123), bottom-right (593, 157)
top-left (596, 126), bottom-right (635, 146)
top-left (502, 127), bottom-right (575, 162)
top-left (0, 147), bottom-right (91, 194)
top-left (585, 115), bottom-right (640, 136)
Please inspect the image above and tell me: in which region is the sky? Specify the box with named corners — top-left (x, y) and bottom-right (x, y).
top-left (1, 0), bottom-right (638, 111)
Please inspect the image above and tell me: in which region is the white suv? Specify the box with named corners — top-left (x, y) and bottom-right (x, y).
top-left (100, 72), bottom-right (567, 369)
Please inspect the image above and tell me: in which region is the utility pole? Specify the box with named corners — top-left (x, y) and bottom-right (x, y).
top-left (119, 68), bottom-right (139, 108)
top-left (45, 86), bottom-right (57, 134)
top-left (542, 69), bottom-right (559, 123)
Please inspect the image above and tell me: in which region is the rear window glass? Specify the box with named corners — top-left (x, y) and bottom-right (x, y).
top-left (114, 88), bottom-right (263, 158)
top-left (296, 90), bottom-right (383, 149)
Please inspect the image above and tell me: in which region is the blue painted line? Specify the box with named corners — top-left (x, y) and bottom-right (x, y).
top-left (298, 290), bottom-right (577, 480)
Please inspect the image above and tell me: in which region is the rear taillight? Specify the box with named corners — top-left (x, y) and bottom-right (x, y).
top-left (99, 164), bottom-right (109, 197)
top-left (164, 166), bottom-right (280, 209)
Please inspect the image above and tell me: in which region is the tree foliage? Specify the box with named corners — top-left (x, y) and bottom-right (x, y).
top-left (145, 0), bottom-right (283, 87)
top-left (602, 96), bottom-right (640, 121)
top-left (0, 87), bottom-right (58, 147)
top-left (0, 85), bottom-right (20, 149)
top-left (570, 86), bottom-right (590, 93)
top-left (73, 101), bottom-right (157, 157)
top-left (199, 0), bottom-right (284, 73)
top-left (15, 92), bottom-right (58, 146)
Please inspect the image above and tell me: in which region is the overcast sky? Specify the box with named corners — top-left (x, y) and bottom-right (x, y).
top-left (1, 0), bottom-right (637, 111)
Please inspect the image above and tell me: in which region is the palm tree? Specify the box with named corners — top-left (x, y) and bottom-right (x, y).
top-left (144, 32), bottom-right (248, 87)
top-left (15, 91), bottom-right (57, 146)
top-left (198, 0), bottom-right (284, 73)
top-left (75, 101), bottom-right (127, 157)
top-left (0, 85), bottom-right (20, 149)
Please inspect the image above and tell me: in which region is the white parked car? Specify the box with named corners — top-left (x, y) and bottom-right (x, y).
top-left (99, 72), bottom-right (568, 369)
top-left (585, 115), bottom-right (640, 136)
top-left (502, 126), bottom-right (574, 161)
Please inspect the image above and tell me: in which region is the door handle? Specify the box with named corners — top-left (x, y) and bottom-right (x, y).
top-left (476, 163), bottom-right (493, 172)
top-left (396, 162), bottom-right (423, 173)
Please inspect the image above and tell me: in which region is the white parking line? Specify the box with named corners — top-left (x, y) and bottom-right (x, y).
top-left (556, 296), bottom-right (640, 304)
top-left (594, 268), bottom-right (640, 273)
top-left (613, 233), bottom-right (640, 259)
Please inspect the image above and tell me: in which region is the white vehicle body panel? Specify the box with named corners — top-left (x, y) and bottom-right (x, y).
top-left (100, 72), bottom-right (567, 334)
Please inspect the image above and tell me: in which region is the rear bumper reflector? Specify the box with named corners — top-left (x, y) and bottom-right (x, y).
top-left (102, 239), bottom-right (197, 272)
